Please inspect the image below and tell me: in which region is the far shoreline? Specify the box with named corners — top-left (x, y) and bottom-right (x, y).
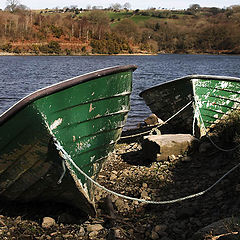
top-left (0, 51), bottom-right (239, 57)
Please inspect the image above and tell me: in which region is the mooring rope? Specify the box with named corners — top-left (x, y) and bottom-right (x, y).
top-left (121, 100), bottom-right (193, 140)
top-left (52, 99), bottom-right (240, 205)
top-left (54, 138), bottom-right (240, 204)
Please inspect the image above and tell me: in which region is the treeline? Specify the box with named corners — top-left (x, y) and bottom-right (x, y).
top-left (0, 5), bottom-right (240, 55)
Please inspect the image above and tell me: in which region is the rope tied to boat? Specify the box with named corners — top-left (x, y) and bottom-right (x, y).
top-left (57, 159), bottom-right (66, 184)
top-left (52, 100), bottom-right (240, 204)
top-left (121, 100), bottom-right (193, 140)
top-left (53, 138), bottom-right (240, 205)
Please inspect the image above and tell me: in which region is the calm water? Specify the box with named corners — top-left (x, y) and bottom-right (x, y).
top-left (0, 54), bottom-right (240, 129)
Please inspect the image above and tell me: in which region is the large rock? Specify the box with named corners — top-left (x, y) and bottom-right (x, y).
top-left (142, 134), bottom-right (198, 161)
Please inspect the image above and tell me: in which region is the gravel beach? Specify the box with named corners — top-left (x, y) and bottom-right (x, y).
top-left (0, 135), bottom-right (240, 240)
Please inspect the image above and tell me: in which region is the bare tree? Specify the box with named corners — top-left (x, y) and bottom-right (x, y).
top-left (110, 3), bottom-right (122, 11)
top-left (5, 0), bottom-right (19, 12)
top-left (123, 2), bottom-right (131, 10)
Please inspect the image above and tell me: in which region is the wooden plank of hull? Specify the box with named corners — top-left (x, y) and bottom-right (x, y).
top-left (0, 65), bottom-right (137, 216)
top-left (192, 76), bottom-right (240, 136)
top-left (140, 76), bottom-right (194, 133)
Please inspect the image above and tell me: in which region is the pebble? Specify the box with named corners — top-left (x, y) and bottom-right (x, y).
top-left (42, 217), bottom-right (56, 229)
top-left (115, 198), bottom-right (125, 210)
top-left (86, 224), bottom-right (104, 232)
top-left (150, 230), bottom-right (159, 240)
top-left (78, 226), bottom-right (85, 236)
top-left (181, 156), bottom-right (192, 162)
top-left (141, 190), bottom-right (149, 199)
top-left (168, 155), bottom-right (177, 161)
top-left (50, 232), bottom-right (58, 236)
top-left (89, 231), bottom-right (98, 239)
top-left (154, 224), bottom-right (167, 234)
top-left (110, 173), bottom-right (117, 181)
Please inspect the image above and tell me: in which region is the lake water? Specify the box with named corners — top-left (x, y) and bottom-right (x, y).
top-left (0, 54), bottom-right (240, 129)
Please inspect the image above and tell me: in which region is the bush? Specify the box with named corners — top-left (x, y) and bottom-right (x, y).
top-left (50, 25), bottom-right (63, 38)
top-left (39, 41), bottom-right (61, 54)
top-left (13, 47), bottom-right (21, 54)
top-left (1, 43), bottom-right (12, 52)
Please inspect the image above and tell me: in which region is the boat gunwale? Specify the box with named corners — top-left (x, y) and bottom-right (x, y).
top-left (0, 65), bottom-right (137, 126)
top-left (139, 74), bottom-right (240, 97)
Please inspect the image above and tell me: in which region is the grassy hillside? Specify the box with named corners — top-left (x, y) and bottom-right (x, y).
top-left (0, 7), bottom-right (240, 55)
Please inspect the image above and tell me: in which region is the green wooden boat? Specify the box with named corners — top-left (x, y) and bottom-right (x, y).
top-left (0, 65), bottom-right (137, 216)
top-left (192, 75), bottom-right (240, 136)
top-left (140, 75), bottom-right (240, 136)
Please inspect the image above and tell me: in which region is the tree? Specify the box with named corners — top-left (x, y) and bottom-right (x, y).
top-left (110, 3), bottom-right (122, 11)
top-left (88, 10), bottom-right (109, 39)
top-left (123, 2), bottom-right (131, 10)
top-left (5, 0), bottom-right (28, 13)
top-left (114, 19), bottom-right (139, 41)
top-left (188, 4), bottom-right (201, 12)
top-left (5, 0), bottom-right (19, 12)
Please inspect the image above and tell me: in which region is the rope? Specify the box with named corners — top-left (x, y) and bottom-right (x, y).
top-left (57, 159), bottom-right (66, 184)
top-left (121, 101), bottom-right (193, 140)
top-left (54, 138), bottom-right (240, 204)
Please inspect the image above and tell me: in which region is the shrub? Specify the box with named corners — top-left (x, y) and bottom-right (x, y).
top-left (1, 43), bottom-right (12, 52)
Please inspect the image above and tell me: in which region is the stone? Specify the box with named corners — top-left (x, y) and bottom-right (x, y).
top-left (150, 230), bottom-right (159, 240)
top-left (154, 224), bottom-right (167, 234)
top-left (114, 229), bottom-right (122, 238)
top-left (145, 114), bottom-right (163, 126)
top-left (142, 134), bottom-right (199, 161)
top-left (89, 231), bottom-right (98, 239)
top-left (181, 156), bottom-right (192, 162)
top-left (141, 190), bottom-right (149, 199)
top-left (168, 155), bottom-right (177, 161)
top-left (42, 217), bottom-right (56, 229)
top-left (78, 226), bottom-right (85, 237)
top-left (50, 232), bottom-right (58, 236)
top-left (110, 173), bottom-right (117, 181)
top-left (115, 198), bottom-right (125, 210)
top-left (86, 224), bottom-right (103, 232)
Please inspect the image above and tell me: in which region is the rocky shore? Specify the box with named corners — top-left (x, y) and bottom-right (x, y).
top-left (0, 135), bottom-right (240, 239)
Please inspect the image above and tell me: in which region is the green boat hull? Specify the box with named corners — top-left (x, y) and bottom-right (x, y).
top-left (192, 76), bottom-right (240, 136)
top-left (0, 65), bottom-right (137, 216)
top-left (140, 75), bottom-right (240, 136)
top-left (140, 76), bottom-right (194, 133)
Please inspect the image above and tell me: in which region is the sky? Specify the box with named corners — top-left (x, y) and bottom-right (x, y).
top-left (0, 0), bottom-right (239, 10)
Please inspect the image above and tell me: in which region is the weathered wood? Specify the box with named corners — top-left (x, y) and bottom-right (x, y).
top-left (142, 134), bottom-right (199, 161)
